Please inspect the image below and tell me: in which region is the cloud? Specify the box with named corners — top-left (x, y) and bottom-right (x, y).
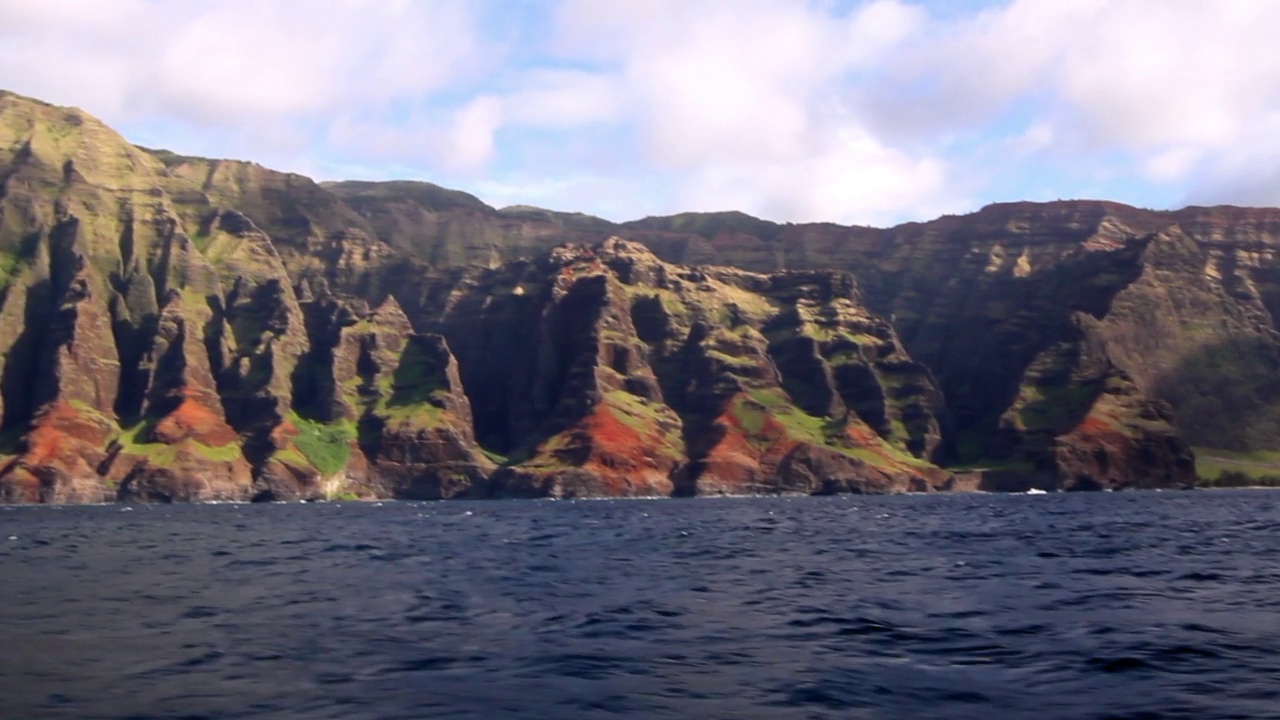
top-left (1183, 116), bottom-right (1280, 207)
top-left (556, 0), bottom-right (925, 167)
top-left (325, 98), bottom-right (501, 173)
top-left (0, 0), bottom-right (483, 124)
top-left (502, 70), bottom-right (625, 128)
top-left (3, 0), bottom-right (1280, 224)
top-left (681, 125), bottom-right (957, 226)
top-left (868, 0), bottom-right (1280, 189)
top-left (548, 0), bottom-right (954, 222)
top-left (0, 0), bottom-right (487, 176)
top-left (445, 96), bottom-right (504, 170)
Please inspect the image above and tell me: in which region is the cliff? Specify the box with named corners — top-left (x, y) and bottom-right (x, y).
top-left (1, 90), bottom-right (1250, 501)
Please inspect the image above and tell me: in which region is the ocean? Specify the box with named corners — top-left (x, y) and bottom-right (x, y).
top-left (1, 491), bottom-right (1277, 719)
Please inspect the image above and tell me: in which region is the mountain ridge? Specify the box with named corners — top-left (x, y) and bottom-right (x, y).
top-left (6, 88), bottom-right (1279, 502)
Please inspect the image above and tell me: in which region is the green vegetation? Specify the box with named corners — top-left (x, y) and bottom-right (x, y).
top-left (826, 349), bottom-right (866, 366)
top-left (625, 287), bottom-right (691, 327)
top-left (1158, 336), bottom-right (1280, 450)
top-left (189, 228), bottom-right (211, 254)
top-left (630, 210), bottom-right (783, 242)
top-left (1010, 382), bottom-right (1098, 432)
top-left (945, 459), bottom-right (1037, 473)
top-left (379, 396), bottom-right (443, 424)
top-left (798, 324), bottom-right (879, 345)
top-left (1193, 446), bottom-right (1280, 465)
top-left (385, 340), bottom-right (446, 407)
top-left (521, 431), bottom-right (576, 470)
top-left (0, 224), bottom-right (43, 285)
top-left (115, 419), bottom-right (242, 465)
top-left (1193, 446), bottom-right (1280, 487)
top-left (356, 338), bottom-right (454, 427)
top-left (952, 418), bottom-right (1000, 464)
top-left (745, 387), bottom-right (826, 438)
top-left (705, 348), bottom-right (758, 371)
top-left (288, 412), bottom-right (354, 477)
top-left (605, 389), bottom-right (682, 450)
top-left (734, 387), bottom-right (933, 470)
top-left (191, 442), bottom-right (243, 462)
top-left (326, 179), bottom-right (490, 212)
top-left (272, 446), bottom-right (311, 469)
top-left (137, 146), bottom-right (207, 168)
top-left (1197, 470), bottom-right (1280, 488)
top-left (0, 250), bottom-right (21, 284)
top-left (606, 390), bottom-right (660, 429)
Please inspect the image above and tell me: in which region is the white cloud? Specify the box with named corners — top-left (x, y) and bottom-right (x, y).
top-left (549, 0), bottom-right (952, 222)
top-left (5, 0), bottom-right (483, 122)
top-left (502, 70), bottom-right (625, 128)
top-left (1143, 148), bottom-right (1204, 184)
top-left (0, 0), bottom-right (485, 161)
top-left (868, 0), bottom-right (1280, 191)
top-left (1183, 116), bottom-right (1280, 207)
top-left (4, 0), bottom-right (1280, 223)
top-left (682, 125), bottom-right (958, 225)
top-left (445, 96), bottom-right (504, 170)
top-left (325, 98), bottom-right (503, 174)
top-left (557, 0), bottom-right (924, 167)
top-left (1005, 122), bottom-right (1056, 157)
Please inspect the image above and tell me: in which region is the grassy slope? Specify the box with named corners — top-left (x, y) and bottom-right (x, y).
top-left (1192, 446), bottom-right (1280, 486)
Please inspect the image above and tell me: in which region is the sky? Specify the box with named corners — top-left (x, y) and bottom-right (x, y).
top-left (2, 0), bottom-right (1279, 227)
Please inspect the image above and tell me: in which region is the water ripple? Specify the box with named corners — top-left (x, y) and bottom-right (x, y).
top-left (0, 490), bottom-right (1277, 719)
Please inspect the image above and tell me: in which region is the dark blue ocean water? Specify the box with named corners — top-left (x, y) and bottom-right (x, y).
top-left (1, 491), bottom-right (1278, 720)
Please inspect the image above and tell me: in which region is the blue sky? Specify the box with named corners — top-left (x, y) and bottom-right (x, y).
top-left (2, 0), bottom-right (1279, 226)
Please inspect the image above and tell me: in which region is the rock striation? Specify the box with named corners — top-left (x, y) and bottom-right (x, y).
top-left (6, 89), bottom-right (1267, 501)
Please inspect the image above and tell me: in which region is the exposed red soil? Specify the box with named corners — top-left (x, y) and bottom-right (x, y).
top-left (1066, 411), bottom-right (1129, 449)
top-left (528, 401), bottom-right (678, 496)
top-left (152, 394), bottom-right (239, 447)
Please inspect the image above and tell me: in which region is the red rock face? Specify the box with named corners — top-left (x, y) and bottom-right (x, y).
top-left (0, 401), bottom-right (114, 503)
top-left (487, 399), bottom-right (679, 499)
top-left (152, 396), bottom-right (239, 447)
top-left (681, 391), bottom-right (941, 496)
top-left (1053, 395), bottom-right (1195, 491)
top-left (100, 390), bottom-right (254, 503)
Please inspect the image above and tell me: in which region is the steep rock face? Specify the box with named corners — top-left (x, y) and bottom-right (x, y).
top-left (637, 264), bottom-right (948, 496)
top-left (363, 333), bottom-right (492, 499)
top-left (417, 238), bottom-right (951, 497)
top-left (424, 244), bottom-right (684, 498)
top-left (322, 298), bottom-right (493, 500)
top-left (1052, 381), bottom-right (1195, 491)
top-left (210, 164), bottom-right (1232, 484)
top-left (0, 89), bottom-right (1262, 500)
top-left (103, 290), bottom-right (253, 502)
top-left (128, 136), bottom-right (1280, 480)
top-left (0, 229), bottom-right (122, 502)
top-left (0, 98), bottom-right (465, 500)
top-left (1098, 215), bottom-right (1280, 452)
top-left (253, 289), bottom-right (496, 502)
top-left (616, 203), bottom-right (1214, 485)
top-left (199, 210), bottom-right (310, 467)
top-left (985, 313), bottom-right (1196, 490)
